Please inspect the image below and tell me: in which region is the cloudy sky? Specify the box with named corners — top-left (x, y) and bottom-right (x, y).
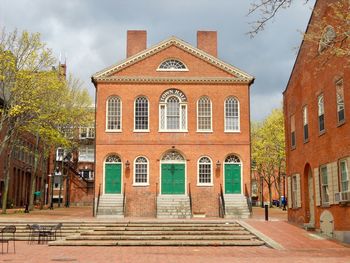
top-left (0, 0), bottom-right (315, 121)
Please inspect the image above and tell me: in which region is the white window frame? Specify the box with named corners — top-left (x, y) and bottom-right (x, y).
top-left (78, 145), bottom-right (94, 162)
top-left (303, 106), bottom-right (309, 142)
top-left (292, 175), bottom-right (298, 208)
top-left (79, 127), bottom-right (95, 139)
top-left (159, 96), bottom-right (187, 132)
top-left (320, 165), bottom-right (329, 205)
top-left (106, 96), bottom-right (122, 132)
top-left (134, 96), bottom-right (150, 132)
top-left (336, 79), bottom-right (345, 124)
top-left (156, 59), bottom-right (188, 72)
top-left (197, 156), bottom-right (213, 186)
top-left (133, 156), bottom-right (150, 186)
top-left (339, 159), bottom-right (349, 192)
top-left (318, 94), bottom-right (325, 133)
top-left (224, 96), bottom-right (240, 132)
top-left (197, 96), bottom-right (213, 132)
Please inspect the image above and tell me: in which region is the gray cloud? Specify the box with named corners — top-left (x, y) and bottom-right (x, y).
top-left (0, 0), bottom-right (315, 120)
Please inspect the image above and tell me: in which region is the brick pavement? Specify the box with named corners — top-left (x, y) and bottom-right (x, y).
top-left (0, 206), bottom-right (349, 262)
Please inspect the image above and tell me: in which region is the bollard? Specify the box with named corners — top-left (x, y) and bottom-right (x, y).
top-left (264, 204), bottom-right (268, 221)
top-left (24, 204), bottom-right (29, 213)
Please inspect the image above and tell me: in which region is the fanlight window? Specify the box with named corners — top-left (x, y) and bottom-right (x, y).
top-left (106, 155), bottom-right (121, 163)
top-left (162, 151), bottom-right (185, 161)
top-left (158, 59), bottom-right (187, 71)
top-left (225, 155), bottom-right (241, 164)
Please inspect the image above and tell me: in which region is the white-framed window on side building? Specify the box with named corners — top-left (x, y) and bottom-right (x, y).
top-left (80, 127), bottom-right (95, 139)
top-left (318, 94), bottom-right (325, 133)
top-left (106, 96), bottom-right (121, 131)
top-left (134, 96), bottom-right (149, 131)
top-left (320, 165), bottom-right (329, 205)
top-left (134, 156), bottom-right (149, 185)
top-left (197, 96), bottom-right (212, 132)
top-left (336, 79), bottom-right (345, 124)
top-left (79, 145), bottom-right (94, 162)
top-left (303, 106), bottom-right (309, 142)
top-left (198, 156), bottom-right (213, 186)
top-left (224, 97), bottom-right (240, 132)
top-left (339, 159), bottom-right (349, 192)
top-left (291, 114), bottom-right (296, 149)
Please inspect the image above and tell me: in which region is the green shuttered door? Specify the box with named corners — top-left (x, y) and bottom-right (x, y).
top-left (105, 163), bottom-right (121, 194)
top-left (225, 164), bottom-right (241, 194)
top-left (161, 163), bottom-right (185, 194)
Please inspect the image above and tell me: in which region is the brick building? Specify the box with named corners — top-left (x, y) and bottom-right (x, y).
top-left (92, 30), bottom-right (254, 218)
top-left (284, 0), bottom-right (350, 243)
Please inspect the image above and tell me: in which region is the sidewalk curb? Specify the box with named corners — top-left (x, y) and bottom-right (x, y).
top-left (237, 220), bottom-right (285, 250)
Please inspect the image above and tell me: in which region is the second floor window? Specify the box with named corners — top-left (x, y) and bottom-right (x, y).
top-left (107, 96), bottom-right (121, 131)
top-left (197, 96), bottom-right (212, 131)
top-left (225, 97), bottom-right (240, 132)
top-left (303, 106), bottom-right (308, 142)
top-left (318, 95), bottom-right (325, 133)
top-left (320, 165), bottom-right (329, 204)
top-left (291, 114), bottom-right (296, 148)
top-left (340, 159), bottom-right (349, 192)
top-left (336, 79), bottom-right (345, 123)
top-left (134, 97), bottom-right (149, 131)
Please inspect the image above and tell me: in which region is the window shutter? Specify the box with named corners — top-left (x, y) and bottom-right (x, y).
top-left (331, 162), bottom-right (339, 204)
top-left (287, 176), bottom-right (292, 208)
top-left (327, 163), bottom-right (334, 205)
top-left (296, 174), bottom-right (302, 208)
top-left (314, 168), bottom-right (321, 206)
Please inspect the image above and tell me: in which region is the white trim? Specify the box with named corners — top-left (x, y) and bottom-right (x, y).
top-left (158, 95), bottom-right (188, 132)
top-left (103, 154), bottom-right (123, 195)
top-left (196, 96), bottom-right (213, 132)
top-left (105, 96), bottom-right (122, 132)
top-left (134, 96), bottom-right (150, 132)
top-left (156, 58), bottom-right (189, 71)
top-left (197, 156), bottom-right (213, 187)
top-left (133, 156), bottom-right (150, 186)
top-left (224, 96), bottom-right (240, 132)
top-left (223, 154), bottom-right (243, 194)
top-left (156, 69), bottom-right (189, 72)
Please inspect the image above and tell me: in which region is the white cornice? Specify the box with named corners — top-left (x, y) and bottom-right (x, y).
top-left (93, 76), bottom-right (251, 84)
top-left (92, 36), bottom-right (254, 82)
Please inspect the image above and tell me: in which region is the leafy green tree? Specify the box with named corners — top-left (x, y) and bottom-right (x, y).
top-left (251, 108), bottom-right (285, 207)
top-left (0, 28), bottom-right (92, 213)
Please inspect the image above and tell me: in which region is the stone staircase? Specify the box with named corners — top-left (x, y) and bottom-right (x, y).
top-left (96, 195), bottom-right (124, 218)
top-left (224, 194), bottom-right (251, 219)
top-left (157, 195), bottom-right (191, 219)
top-left (48, 221), bottom-right (266, 246)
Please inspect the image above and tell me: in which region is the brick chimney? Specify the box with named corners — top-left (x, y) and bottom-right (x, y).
top-left (127, 30), bottom-right (147, 58)
top-left (197, 31), bottom-right (217, 57)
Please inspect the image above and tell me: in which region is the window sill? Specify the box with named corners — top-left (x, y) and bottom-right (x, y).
top-left (337, 120), bottom-right (346, 127)
top-left (291, 146), bottom-right (296, 151)
top-left (133, 130), bottom-right (150, 133)
top-left (224, 130), bottom-right (241, 133)
top-left (158, 130), bottom-right (188, 133)
top-left (196, 130), bottom-right (213, 133)
top-left (319, 130), bottom-right (326, 136)
top-left (156, 69), bottom-right (189, 72)
top-left (133, 183), bottom-right (150, 187)
top-left (105, 130), bottom-right (122, 133)
top-left (197, 183), bottom-right (213, 187)
top-left (321, 203), bottom-right (330, 208)
top-left (303, 139), bottom-right (309, 144)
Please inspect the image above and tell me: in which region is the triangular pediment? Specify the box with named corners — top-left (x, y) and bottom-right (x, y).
top-left (92, 36), bottom-right (254, 84)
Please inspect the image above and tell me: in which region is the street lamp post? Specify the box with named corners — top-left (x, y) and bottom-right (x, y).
top-left (49, 173), bottom-right (54, 210)
top-left (260, 175), bottom-right (264, 208)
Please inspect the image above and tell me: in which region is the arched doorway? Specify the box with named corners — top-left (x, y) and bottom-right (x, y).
top-left (104, 154), bottom-right (122, 194)
top-left (160, 150), bottom-right (186, 195)
top-left (305, 163), bottom-right (315, 225)
top-left (224, 154), bottom-right (242, 194)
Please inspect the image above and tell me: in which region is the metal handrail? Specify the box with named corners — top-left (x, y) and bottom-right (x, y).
top-left (155, 183), bottom-right (158, 217)
top-left (96, 184), bottom-right (101, 216)
top-left (123, 183), bottom-right (126, 216)
top-left (188, 183), bottom-right (193, 218)
top-left (219, 184), bottom-right (225, 218)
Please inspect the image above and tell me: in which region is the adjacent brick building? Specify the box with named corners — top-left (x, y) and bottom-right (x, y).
top-left (92, 30), bottom-right (254, 218)
top-left (284, 0), bottom-right (350, 243)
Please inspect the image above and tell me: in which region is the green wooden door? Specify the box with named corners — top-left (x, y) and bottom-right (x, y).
top-left (105, 163), bottom-right (121, 194)
top-left (161, 163), bottom-right (185, 194)
top-left (225, 164), bottom-right (241, 194)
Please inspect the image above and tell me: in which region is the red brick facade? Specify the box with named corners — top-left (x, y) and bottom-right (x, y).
top-left (284, 0), bottom-right (350, 242)
top-left (92, 31), bottom-right (254, 217)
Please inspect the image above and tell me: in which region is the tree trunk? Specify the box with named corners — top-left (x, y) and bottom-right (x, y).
top-left (39, 149), bottom-right (47, 210)
top-left (268, 183), bottom-right (273, 208)
top-left (28, 134), bottom-right (40, 211)
top-left (1, 144), bottom-right (14, 214)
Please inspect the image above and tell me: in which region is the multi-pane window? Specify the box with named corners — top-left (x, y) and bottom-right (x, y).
top-left (318, 95), bottom-right (325, 133)
top-left (107, 97), bottom-right (121, 131)
top-left (292, 175), bottom-right (298, 208)
top-left (198, 157), bottom-right (212, 185)
top-left (336, 80), bottom-right (345, 123)
top-left (158, 59), bottom-right (187, 70)
top-left (134, 157), bottom-right (148, 185)
top-left (320, 165), bottom-right (329, 204)
top-left (134, 97), bottom-right (149, 131)
top-left (225, 97), bottom-right (239, 131)
top-left (79, 145), bottom-right (95, 162)
top-left (167, 97), bottom-right (180, 129)
top-left (291, 115), bottom-right (296, 148)
top-left (303, 106), bottom-right (309, 142)
top-left (80, 127), bottom-right (95, 139)
top-left (340, 160), bottom-right (349, 192)
top-left (56, 148), bottom-right (65, 161)
top-left (197, 97), bottom-right (212, 131)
